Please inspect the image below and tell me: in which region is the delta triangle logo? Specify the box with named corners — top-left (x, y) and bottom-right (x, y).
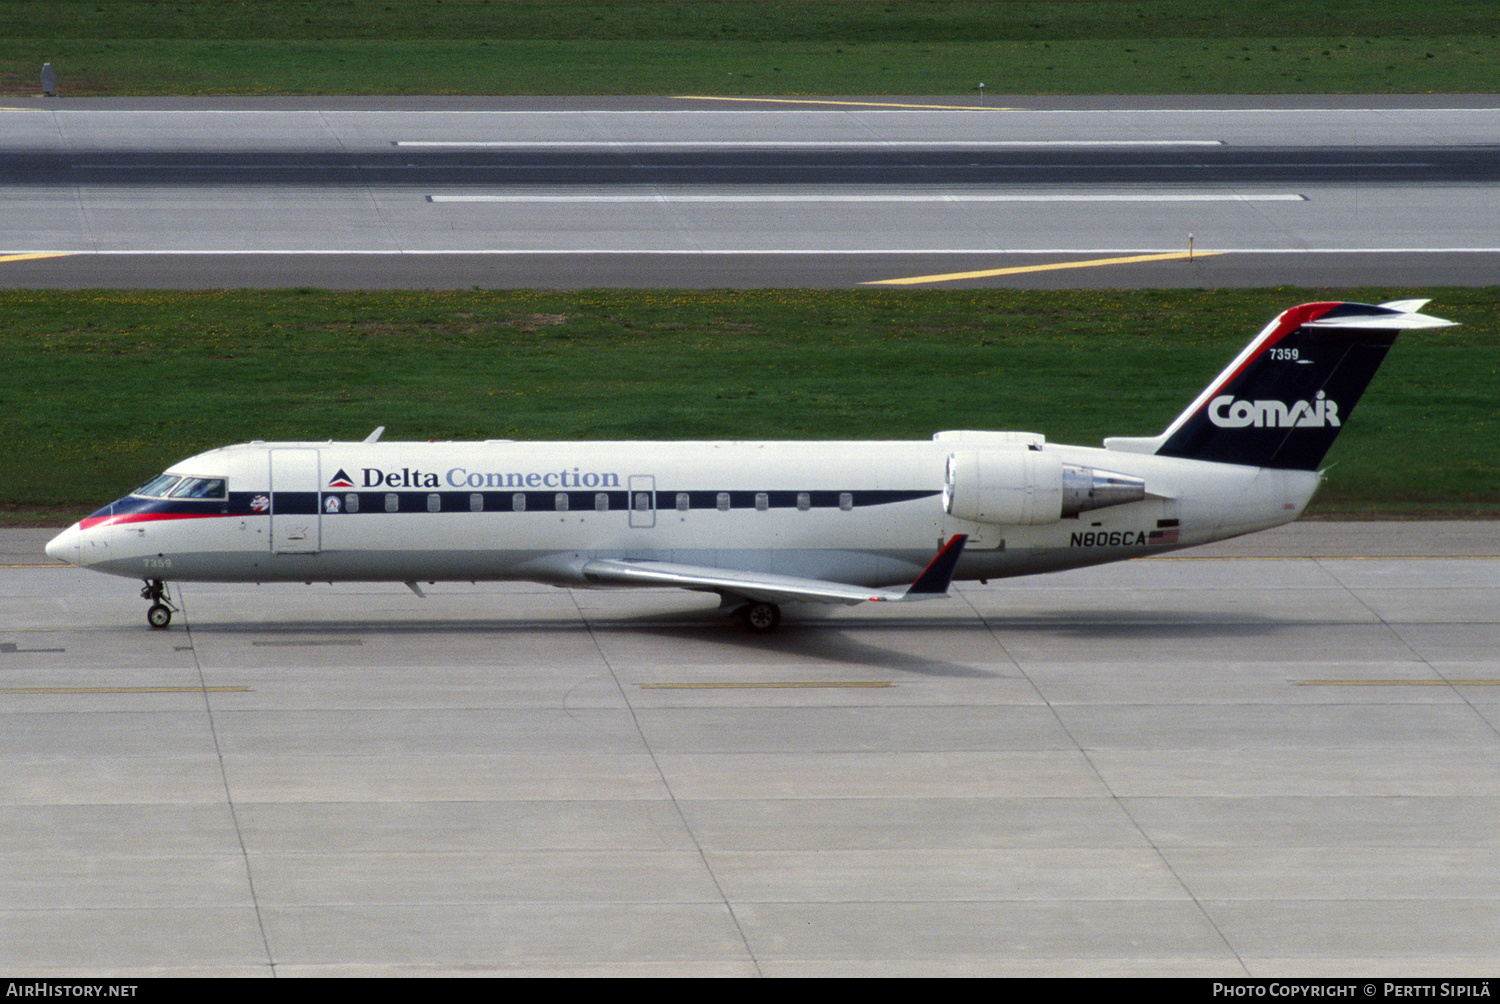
top-left (327, 469), bottom-right (355, 489)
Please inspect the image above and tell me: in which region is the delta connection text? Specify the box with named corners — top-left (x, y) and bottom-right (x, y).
top-left (357, 467), bottom-right (622, 490)
top-left (1211, 985), bottom-right (1490, 998)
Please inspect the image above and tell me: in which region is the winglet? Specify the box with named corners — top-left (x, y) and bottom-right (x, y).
top-left (900, 534), bottom-right (968, 598)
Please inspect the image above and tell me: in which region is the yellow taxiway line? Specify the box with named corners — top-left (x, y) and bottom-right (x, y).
top-left (1298, 680), bottom-right (1500, 687)
top-left (675, 95), bottom-right (1005, 111)
top-left (0, 252), bottom-right (74, 263)
top-left (867, 250), bottom-right (1224, 286)
top-left (1, 686), bottom-right (250, 695)
top-left (640, 681), bottom-right (893, 689)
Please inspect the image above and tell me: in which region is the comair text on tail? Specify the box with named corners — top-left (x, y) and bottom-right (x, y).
top-left (45, 300), bottom-right (1454, 633)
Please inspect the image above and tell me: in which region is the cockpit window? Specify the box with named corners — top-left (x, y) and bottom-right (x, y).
top-left (130, 474), bottom-right (227, 499)
top-left (168, 477), bottom-right (227, 500)
top-left (131, 475), bottom-right (181, 498)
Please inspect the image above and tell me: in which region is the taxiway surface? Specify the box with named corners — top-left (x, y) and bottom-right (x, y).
top-left (4, 523), bottom-right (1498, 976)
top-left (3, 94), bottom-right (1499, 289)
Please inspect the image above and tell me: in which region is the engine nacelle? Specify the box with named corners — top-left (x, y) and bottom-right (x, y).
top-left (944, 449), bottom-right (1147, 525)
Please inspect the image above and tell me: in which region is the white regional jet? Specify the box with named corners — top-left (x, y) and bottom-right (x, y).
top-left (46, 300), bottom-right (1454, 633)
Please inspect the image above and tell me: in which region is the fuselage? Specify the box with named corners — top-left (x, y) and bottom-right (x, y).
top-left (43, 299), bottom-right (1452, 632)
top-left (45, 432), bottom-right (1321, 590)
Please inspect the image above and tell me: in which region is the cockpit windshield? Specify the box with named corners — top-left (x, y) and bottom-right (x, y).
top-left (130, 474), bottom-right (226, 499)
top-left (168, 477), bottom-right (227, 499)
top-left (131, 474), bottom-right (181, 498)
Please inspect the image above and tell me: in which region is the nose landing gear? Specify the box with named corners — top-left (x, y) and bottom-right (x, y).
top-left (141, 579), bottom-right (177, 629)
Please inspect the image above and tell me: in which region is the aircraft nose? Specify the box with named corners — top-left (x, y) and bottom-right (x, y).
top-left (45, 525), bottom-right (80, 565)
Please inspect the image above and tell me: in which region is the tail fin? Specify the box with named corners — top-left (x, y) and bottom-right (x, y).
top-left (1103, 300), bottom-right (1455, 471)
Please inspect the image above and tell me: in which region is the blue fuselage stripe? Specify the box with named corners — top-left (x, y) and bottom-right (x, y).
top-left (108, 489), bottom-right (941, 518)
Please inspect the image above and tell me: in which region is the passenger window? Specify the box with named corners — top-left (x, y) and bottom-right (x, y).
top-left (345, 493), bottom-right (359, 513)
top-left (512, 493), bottom-right (526, 512)
top-left (427, 493), bottom-right (440, 513)
top-left (555, 493), bottom-right (569, 512)
top-left (385, 493), bottom-right (398, 513)
top-left (797, 492), bottom-right (810, 511)
top-left (595, 493), bottom-right (608, 512)
top-left (839, 492), bottom-right (853, 511)
top-left (470, 493), bottom-right (483, 512)
top-left (676, 492), bottom-right (689, 511)
top-left (716, 492), bottom-right (730, 512)
top-left (755, 492), bottom-right (768, 511)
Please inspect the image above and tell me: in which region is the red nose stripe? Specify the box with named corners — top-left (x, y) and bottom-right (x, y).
top-left (79, 512), bottom-right (232, 530)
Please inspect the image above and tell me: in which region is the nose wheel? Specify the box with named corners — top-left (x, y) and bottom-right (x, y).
top-left (141, 579), bottom-right (177, 629)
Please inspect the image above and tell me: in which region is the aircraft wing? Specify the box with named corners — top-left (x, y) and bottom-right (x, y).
top-left (580, 534), bottom-right (968, 607)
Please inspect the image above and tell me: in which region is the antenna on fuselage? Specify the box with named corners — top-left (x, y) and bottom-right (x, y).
top-left (363, 426), bottom-right (385, 443)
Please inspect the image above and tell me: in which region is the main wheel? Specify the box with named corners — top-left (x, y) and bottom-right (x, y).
top-left (741, 601), bottom-right (781, 634)
top-left (147, 603), bottom-right (172, 629)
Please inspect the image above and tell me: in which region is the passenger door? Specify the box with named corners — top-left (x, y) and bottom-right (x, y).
top-left (269, 448), bottom-right (322, 553)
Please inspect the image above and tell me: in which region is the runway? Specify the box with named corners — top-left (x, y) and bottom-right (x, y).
top-left (3, 94), bottom-right (1500, 288)
top-left (3, 523), bottom-right (1498, 976)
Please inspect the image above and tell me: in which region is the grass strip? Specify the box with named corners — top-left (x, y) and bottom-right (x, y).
top-left (1, 2), bottom-right (1496, 96)
top-left (3, 287), bottom-right (1494, 525)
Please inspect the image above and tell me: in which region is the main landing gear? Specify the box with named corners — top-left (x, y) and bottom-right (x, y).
top-left (141, 579), bottom-right (177, 629)
top-left (736, 601), bottom-right (781, 634)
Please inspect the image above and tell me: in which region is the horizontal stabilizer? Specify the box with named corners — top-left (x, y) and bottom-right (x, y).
top-left (1304, 310), bottom-right (1456, 330)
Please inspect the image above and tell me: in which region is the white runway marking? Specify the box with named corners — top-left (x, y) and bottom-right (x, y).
top-left (395, 139), bottom-right (1225, 148)
top-left (427, 193), bottom-right (1306, 203)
